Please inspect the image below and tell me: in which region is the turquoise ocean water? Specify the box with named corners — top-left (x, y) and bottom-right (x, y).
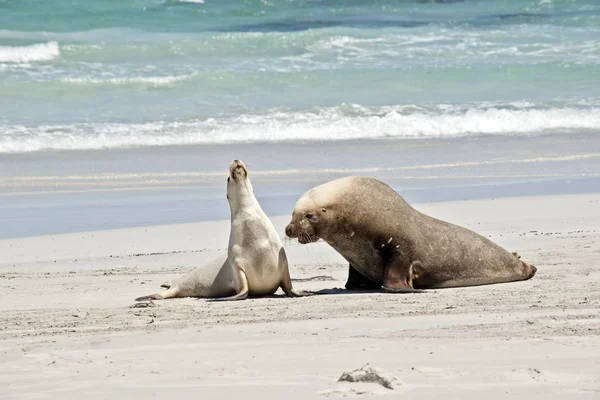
top-left (1, 0), bottom-right (600, 152)
top-left (1, 0), bottom-right (600, 238)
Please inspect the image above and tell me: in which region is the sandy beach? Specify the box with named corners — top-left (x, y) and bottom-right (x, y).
top-left (1, 193), bottom-right (599, 399)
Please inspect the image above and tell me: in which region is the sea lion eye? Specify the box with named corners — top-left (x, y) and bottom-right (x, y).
top-left (305, 213), bottom-right (314, 219)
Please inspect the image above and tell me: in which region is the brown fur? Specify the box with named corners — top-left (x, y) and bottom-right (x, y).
top-left (286, 177), bottom-right (537, 292)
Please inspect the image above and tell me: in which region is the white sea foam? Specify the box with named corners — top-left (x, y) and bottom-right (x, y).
top-left (305, 28), bottom-right (600, 66)
top-left (0, 41), bottom-right (59, 63)
top-left (1, 104), bottom-right (599, 153)
top-left (60, 73), bottom-right (196, 87)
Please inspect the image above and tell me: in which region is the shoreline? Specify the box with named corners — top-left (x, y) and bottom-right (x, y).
top-left (2, 132), bottom-right (600, 239)
top-left (2, 177), bottom-right (600, 240)
top-left (2, 191), bottom-right (599, 254)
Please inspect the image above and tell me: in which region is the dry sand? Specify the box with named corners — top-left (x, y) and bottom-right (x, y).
top-left (1, 193), bottom-right (599, 399)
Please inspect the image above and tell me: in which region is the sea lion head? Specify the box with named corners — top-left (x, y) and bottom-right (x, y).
top-left (285, 193), bottom-right (332, 244)
top-left (227, 159), bottom-right (253, 203)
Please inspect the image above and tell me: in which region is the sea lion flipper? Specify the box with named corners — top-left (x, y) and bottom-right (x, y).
top-left (210, 269), bottom-right (249, 302)
top-left (278, 248), bottom-right (307, 297)
top-left (134, 287), bottom-right (179, 301)
top-left (382, 260), bottom-right (423, 294)
top-left (281, 277), bottom-right (308, 297)
top-left (345, 264), bottom-right (381, 290)
top-left (288, 289), bottom-right (314, 297)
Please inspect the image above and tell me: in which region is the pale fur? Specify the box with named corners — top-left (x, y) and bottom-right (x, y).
top-left (135, 160), bottom-right (301, 301)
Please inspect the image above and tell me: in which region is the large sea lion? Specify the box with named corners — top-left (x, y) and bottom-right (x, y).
top-left (135, 160), bottom-right (303, 301)
top-left (285, 176), bottom-right (536, 292)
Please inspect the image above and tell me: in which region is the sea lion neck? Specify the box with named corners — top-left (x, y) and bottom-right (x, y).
top-left (229, 180), bottom-right (260, 216)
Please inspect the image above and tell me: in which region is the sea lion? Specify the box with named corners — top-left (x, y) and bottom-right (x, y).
top-left (285, 176), bottom-right (536, 292)
top-left (135, 160), bottom-right (303, 301)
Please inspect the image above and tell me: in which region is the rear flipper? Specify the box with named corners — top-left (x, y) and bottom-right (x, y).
top-left (382, 259), bottom-right (425, 294)
top-left (513, 251), bottom-right (537, 280)
top-left (135, 287), bottom-right (179, 301)
top-left (521, 259), bottom-right (537, 280)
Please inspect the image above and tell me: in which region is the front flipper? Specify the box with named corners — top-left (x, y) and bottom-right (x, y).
top-left (345, 264), bottom-right (381, 290)
top-left (279, 247), bottom-right (313, 297)
top-left (281, 276), bottom-right (312, 297)
top-left (382, 259), bottom-right (424, 294)
top-left (285, 288), bottom-right (314, 297)
top-left (211, 269), bottom-right (249, 301)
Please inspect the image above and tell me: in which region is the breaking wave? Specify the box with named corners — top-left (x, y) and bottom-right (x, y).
top-left (0, 41), bottom-right (59, 63)
top-left (1, 103), bottom-right (599, 153)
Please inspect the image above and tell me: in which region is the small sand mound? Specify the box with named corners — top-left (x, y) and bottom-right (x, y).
top-left (321, 364), bottom-right (403, 396)
top-left (338, 364), bottom-right (401, 389)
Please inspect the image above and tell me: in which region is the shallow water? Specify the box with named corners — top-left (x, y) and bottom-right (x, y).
top-left (1, 0), bottom-right (600, 152)
top-left (2, 132), bottom-right (599, 238)
top-left (1, 0), bottom-right (599, 238)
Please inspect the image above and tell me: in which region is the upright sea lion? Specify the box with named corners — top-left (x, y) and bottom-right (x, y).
top-left (285, 176), bottom-right (536, 292)
top-left (135, 160), bottom-right (303, 301)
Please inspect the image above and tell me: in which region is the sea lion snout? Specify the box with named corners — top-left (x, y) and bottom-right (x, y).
top-left (285, 223), bottom-right (297, 238)
top-left (229, 160), bottom-right (248, 181)
top-left (286, 220), bottom-right (319, 244)
top-left (288, 199), bottom-right (325, 244)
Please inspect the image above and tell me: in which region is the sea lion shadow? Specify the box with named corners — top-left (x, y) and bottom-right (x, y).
top-left (200, 292), bottom-right (309, 302)
top-left (196, 288), bottom-right (380, 301)
top-left (198, 287), bottom-right (426, 301)
top-left (305, 287), bottom-right (429, 296)
top-left (305, 287), bottom-right (382, 296)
